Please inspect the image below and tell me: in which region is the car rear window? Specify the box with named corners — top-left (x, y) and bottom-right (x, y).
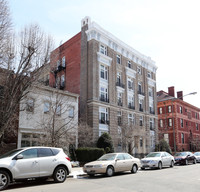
top-left (51, 148), bottom-right (60, 155)
top-left (38, 148), bottom-right (54, 157)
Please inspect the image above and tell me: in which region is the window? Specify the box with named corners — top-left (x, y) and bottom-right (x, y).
top-left (128, 60), bottom-right (131, 68)
top-left (128, 95), bottom-right (134, 109)
top-left (181, 133), bottom-right (184, 144)
top-left (117, 111), bottom-right (122, 126)
top-left (196, 123), bottom-right (199, 131)
top-left (69, 107), bottom-right (74, 118)
top-left (38, 148), bottom-right (53, 157)
top-left (123, 153), bottom-right (132, 160)
top-left (180, 119), bottom-right (183, 127)
top-left (100, 44), bottom-right (107, 55)
top-left (128, 113), bottom-right (134, 125)
top-left (180, 106), bottom-right (183, 114)
top-left (139, 99), bottom-right (143, 112)
top-left (127, 78), bottom-right (133, 90)
top-left (117, 154), bottom-right (124, 160)
top-left (57, 60), bottom-right (60, 69)
top-left (159, 107), bottom-right (162, 114)
top-left (99, 107), bottom-right (108, 124)
top-left (26, 98), bottom-right (34, 112)
top-left (139, 116), bottom-right (143, 126)
top-left (137, 66), bottom-right (141, 74)
top-left (147, 71), bottom-right (152, 78)
top-left (148, 87), bottom-right (153, 97)
top-left (116, 54), bottom-right (121, 64)
top-left (56, 105), bottom-right (61, 116)
top-left (168, 106), bottom-right (172, 113)
top-left (61, 75), bottom-right (65, 88)
top-left (150, 118), bottom-right (154, 130)
top-left (160, 119), bottom-right (163, 128)
top-left (168, 118), bottom-right (172, 127)
top-left (140, 138), bottom-right (143, 147)
top-left (164, 134), bottom-right (169, 144)
top-left (100, 86), bottom-right (108, 102)
top-left (138, 82), bottom-right (142, 94)
top-left (117, 72), bottom-right (121, 84)
top-left (20, 149), bottom-right (38, 159)
top-left (117, 92), bottom-right (123, 106)
top-left (44, 102), bottom-right (50, 113)
top-left (100, 65), bottom-right (108, 80)
top-left (62, 56), bottom-right (65, 67)
top-left (195, 113), bottom-right (198, 119)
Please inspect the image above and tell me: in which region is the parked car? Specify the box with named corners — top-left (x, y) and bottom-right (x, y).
top-left (0, 147), bottom-right (72, 191)
top-left (174, 151), bottom-right (196, 165)
top-left (83, 153), bottom-right (141, 177)
top-left (141, 152), bottom-right (175, 170)
top-left (194, 152), bottom-right (200, 163)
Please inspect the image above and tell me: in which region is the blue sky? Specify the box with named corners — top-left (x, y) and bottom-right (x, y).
top-left (9, 0), bottom-right (200, 107)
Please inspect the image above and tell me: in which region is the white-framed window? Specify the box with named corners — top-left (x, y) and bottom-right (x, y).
top-left (100, 44), bottom-right (107, 55)
top-left (56, 104), bottom-right (61, 116)
top-left (139, 99), bottom-right (143, 111)
top-left (181, 133), bottom-right (184, 144)
top-left (57, 60), bottom-right (60, 69)
top-left (69, 107), bottom-right (74, 118)
top-left (26, 98), bottom-right (34, 112)
top-left (160, 119), bottom-right (163, 128)
top-left (180, 106), bottom-right (183, 114)
top-left (100, 86), bottom-right (108, 102)
top-left (159, 107), bottom-right (163, 114)
top-left (116, 54), bottom-right (121, 64)
top-left (100, 65), bottom-right (108, 80)
top-left (137, 66), bottom-right (141, 74)
top-left (147, 71), bottom-right (152, 78)
top-left (117, 92), bottom-right (123, 106)
top-left (164, 134), bottom-right (169, 144)
top-left (148, 87), bottom-right (153, 97)
top-left (150, 118), bottom-right (154, 130)
top-left (99, 107), bottom-right (109, 124)
top-left (168, 106), bottom-right (172, 113)
top-left (61, 75), bottom-right (65, 88)
top-left (128, 95), bottom-right (134, 108)
top-left (62, 56), bottom-right (65, 67)
top-left (196, 123), bottom-right (199, 130)
top-left (138, 82), bottom-right (142, 93)
top-left (128, 60), bottom-right (131, 68)
top-left (139, 116), bottom-right (143, 126)
top-left (180, 119), bottom-right (184, 127)
top-left (128, 113), bottom-right (134, 125)
top-left (44, 102), bottom-right (50, 113)
top-left (117, 111), bottom-right (122, 126)
top-left (127, 78), bottom-right (133, 90)
top-left (168, 118), bottom-right (172, 127)
top-left (117, 72), bottom-right (121, 84)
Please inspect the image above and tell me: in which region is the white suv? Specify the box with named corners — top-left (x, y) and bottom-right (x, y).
top-left (0, 146), bottom-right (72, 190)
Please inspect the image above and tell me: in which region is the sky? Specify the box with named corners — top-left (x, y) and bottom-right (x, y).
top-left (9, 0), bottom-right (200, 107)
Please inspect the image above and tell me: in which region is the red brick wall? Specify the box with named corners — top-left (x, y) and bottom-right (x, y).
top-left (49, 32), bottom-right (81, 95)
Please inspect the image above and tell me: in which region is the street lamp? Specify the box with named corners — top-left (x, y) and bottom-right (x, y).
top-left (172, 92), bottom-right (197, 153)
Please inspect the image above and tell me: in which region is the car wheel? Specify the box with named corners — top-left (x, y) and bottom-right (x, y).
top-left (53, 166), bottom-right (67, 183)
top-left (193, 159), bottom-right (197, 164)
top-left (0, 170), bottom-right (10, 191)
top-left (131, 164), bottom-right (138, 174)
top-left (106, 166), bottom-right (114, 177)
top-left (158, 162), bottom-right (162, 169)
top-left (185, 159), bottom-right (188, 165)
top-left (170, 160), bottom-right (174, 168)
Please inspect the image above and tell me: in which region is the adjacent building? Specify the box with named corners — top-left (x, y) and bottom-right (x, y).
top-left (18, 84), bottom-right (79, 151)
top-left (157, 86), bottom-right (200, 152)
top-left (49, 17), bottom-right (158, 156)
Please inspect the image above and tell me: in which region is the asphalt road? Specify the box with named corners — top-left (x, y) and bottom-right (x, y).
top-left (5, 164), bottom-right (200, 192)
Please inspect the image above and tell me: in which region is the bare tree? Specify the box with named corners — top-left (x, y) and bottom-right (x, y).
top-left (34, 88), bottom-right (78, 150)
top-left (0, 0), bottom-right (54, 146)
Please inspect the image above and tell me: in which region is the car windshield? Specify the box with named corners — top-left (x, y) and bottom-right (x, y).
top-left (174, 152), bottom-right (187, 156)
top-left (98, 154), bottom-right (116, 161)
top-left (194, 152), bottom-right (200, 156)
top-left (0, 149), bottom-right (23, 159)
top-left (146, 153), bottom-right (161, 158)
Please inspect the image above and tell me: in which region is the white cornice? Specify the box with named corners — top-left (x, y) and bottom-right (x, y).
top-left (97, 52), bottom-right (112, 67)
top-left (125, 67), bottom-right (136, 78)
top-left (84, 19), bottom-right (157, 72)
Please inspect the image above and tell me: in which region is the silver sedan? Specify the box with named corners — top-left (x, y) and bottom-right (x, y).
top-left (141, 152), bottom-right (175, 170)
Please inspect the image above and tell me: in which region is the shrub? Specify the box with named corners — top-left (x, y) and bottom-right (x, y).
top-left (75, 147), bottom-right (105, 163)
top-left (155, 139), bottom-right (172, 154)
top-left (97, 132), bottom-right (114, 153)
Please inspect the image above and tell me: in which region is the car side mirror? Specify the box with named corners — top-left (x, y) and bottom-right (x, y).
top-left (16, 154), bottom-right (24, 160)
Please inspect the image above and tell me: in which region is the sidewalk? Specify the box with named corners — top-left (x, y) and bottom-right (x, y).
top-left (68, 167), bottom-right (87, 178)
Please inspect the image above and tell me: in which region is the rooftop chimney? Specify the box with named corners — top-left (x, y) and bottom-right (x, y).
top-left (168, 86), bottom-right (175, 97)
top-left (177, 91), bottom-right (183, 100)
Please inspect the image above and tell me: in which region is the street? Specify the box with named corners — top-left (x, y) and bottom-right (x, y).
top-left (5, 164), bottom-right (200, 192)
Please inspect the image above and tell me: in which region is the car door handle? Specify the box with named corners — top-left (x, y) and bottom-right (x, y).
top-left (33, 161), bottom-right (38, 164)
top-left (53, 159), bottom-right (57, 162)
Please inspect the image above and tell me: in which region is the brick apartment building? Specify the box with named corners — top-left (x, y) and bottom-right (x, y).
top-left (49, 17), bottom-right (158, 156)
top-left (157, 86), bottom-right (200, 152)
